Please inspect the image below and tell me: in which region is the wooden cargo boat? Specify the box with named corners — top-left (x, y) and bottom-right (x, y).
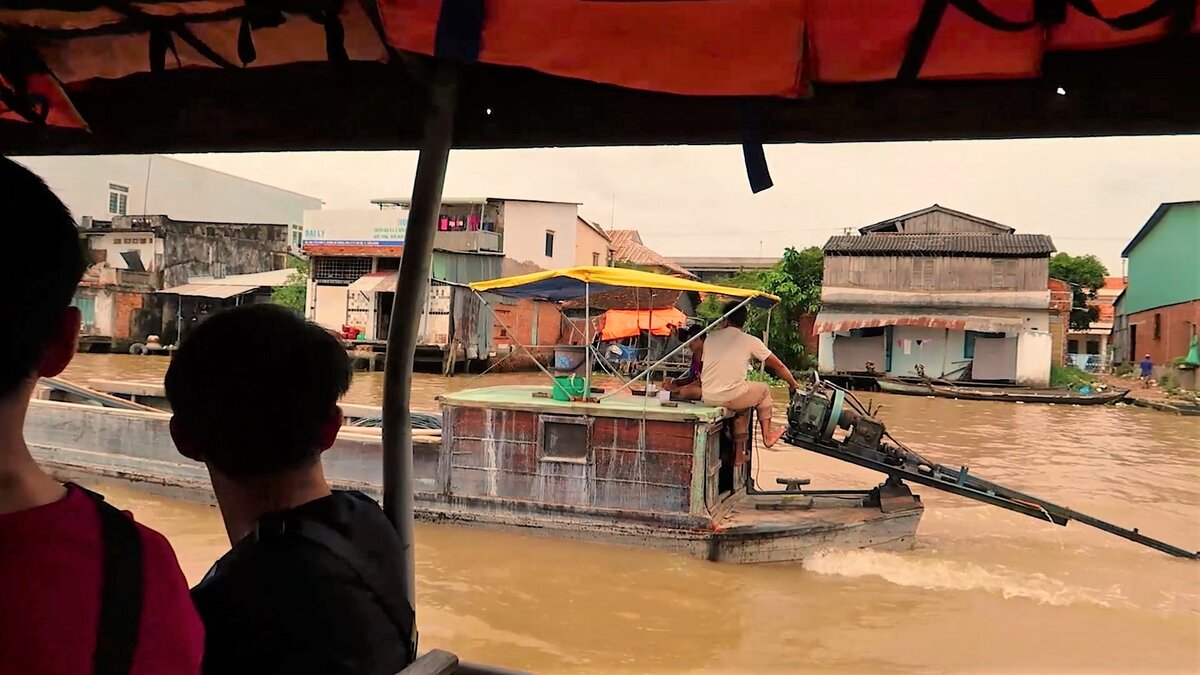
top-left (878, 378), bottom-right (1128, 405)
top-left (437, 385), bottom-right (922, 562)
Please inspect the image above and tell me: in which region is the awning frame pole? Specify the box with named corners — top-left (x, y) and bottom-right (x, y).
top-left (760, 307), bottom-right (773, 376)
top-left (584, 281), bottom-right (591, 391)
top-left (382, 62), bottom-right (459, 628)
top-left (600, 295), bottom-right (758, 400)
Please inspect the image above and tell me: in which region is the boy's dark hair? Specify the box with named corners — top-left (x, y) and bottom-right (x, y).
top-left (723, 300), bottom-right (748, 329)
top-left (165, 304), bottom-right (352, 477)
top-left (678, 325), bottom-right (707, 342)
top-left (0, 158), bottom-right (85, 398)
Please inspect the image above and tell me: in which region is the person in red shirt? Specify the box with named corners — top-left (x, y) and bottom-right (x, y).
top-left (0, 157), bottom-right (204, 674)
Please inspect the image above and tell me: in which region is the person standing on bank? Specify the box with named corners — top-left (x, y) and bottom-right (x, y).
top-left (1140, 353), bottom-right (1154, 388)
top-left (166, 304), bottom-right (414, 675)
top-left (700, 301), bottom-right (800, 448)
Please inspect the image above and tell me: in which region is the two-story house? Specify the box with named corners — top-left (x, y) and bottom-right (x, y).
top-left (816, 205), bottom-right (1057, 387)
top-left (1113, 201), bottom-right (1200, 378)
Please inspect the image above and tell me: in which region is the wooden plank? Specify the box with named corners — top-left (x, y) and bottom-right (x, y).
top-left (591, 417), bottom-right (695, 454)
top-left (592, 446), bottom-right (693, 486)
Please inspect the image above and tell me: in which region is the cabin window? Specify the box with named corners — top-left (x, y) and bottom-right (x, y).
top-left (108, 183), bottom-right (129, 215)
top-left (539, 415), bottom-right (590, 462)
top-left (911, 258), bottom-right (935, 289)
top-left (544, 231), bottom-right (555, 258)
top-left (964, 330), bottom-right (1005, 358)
top-left (991, 259), bottom-right (1018, 289)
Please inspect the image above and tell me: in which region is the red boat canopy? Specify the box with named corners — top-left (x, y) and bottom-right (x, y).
top-left (1, 1), bottom-right (1196, 130)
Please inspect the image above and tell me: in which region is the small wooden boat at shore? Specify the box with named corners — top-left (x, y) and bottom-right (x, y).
top-left (877, 378), bottom-right (1128, 405)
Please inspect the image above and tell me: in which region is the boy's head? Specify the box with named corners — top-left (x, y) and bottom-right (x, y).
top-left (165, 304), bottom-right (351, 479)
top-left (0, 158), bottom-right (85, 403)
top-left (722, 300), bottom-right (748, 329)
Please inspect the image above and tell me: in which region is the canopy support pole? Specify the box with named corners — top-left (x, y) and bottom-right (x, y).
top-left (760, 307), bottom-right (772, 376)
top-left (584, 281), bottom-right (591, 391)
top-left (382, 62), bottom-right (459, 626)
top-left (601, 296), bottom-right (756, 400)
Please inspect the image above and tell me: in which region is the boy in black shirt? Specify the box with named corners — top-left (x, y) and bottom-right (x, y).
top-left (166, 304), bottom-right (414, 675)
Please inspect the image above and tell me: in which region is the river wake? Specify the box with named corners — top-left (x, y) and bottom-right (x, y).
top-left (802, 549), bottom-right (1124, 608)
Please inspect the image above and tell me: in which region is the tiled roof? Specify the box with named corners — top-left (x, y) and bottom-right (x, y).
top-left (824, 233), bottom-right (1055, 257)
top-left (607, 229), bottom-right (697, 278)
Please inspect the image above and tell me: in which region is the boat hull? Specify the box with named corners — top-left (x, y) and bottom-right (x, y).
top-left (878, 378), bottom-right (1128, 405)
top-left (25, 399), bottom-right (921, 563)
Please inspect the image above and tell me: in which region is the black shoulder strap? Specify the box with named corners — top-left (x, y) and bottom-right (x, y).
top-left (70, 484), bottom-right (144, 675)
top-left (257, 517), bottom-right (416, 661)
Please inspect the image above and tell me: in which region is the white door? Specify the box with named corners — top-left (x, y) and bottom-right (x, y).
top-left (313, 284), bottom-right (349, 331)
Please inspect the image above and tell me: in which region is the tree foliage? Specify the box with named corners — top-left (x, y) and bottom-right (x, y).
top-left (697, 246), bottom-right (824, 370)
top-left (1049, 252), bottom-right (1109, 331)
top-left (270, 257), bottom-right (309, 315)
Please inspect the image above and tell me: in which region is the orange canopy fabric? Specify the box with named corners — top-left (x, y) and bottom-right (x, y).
top-left (0, 1), bottom-right (1197, 128)
top-left (600, 308), bottom-right (688, 342)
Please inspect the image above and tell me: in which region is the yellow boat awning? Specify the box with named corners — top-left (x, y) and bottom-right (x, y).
top-left (469, 266), bottom-right (778, 309)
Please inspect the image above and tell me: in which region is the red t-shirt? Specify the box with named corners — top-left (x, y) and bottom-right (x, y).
top-left (0, 485), bottom-right (204, 674)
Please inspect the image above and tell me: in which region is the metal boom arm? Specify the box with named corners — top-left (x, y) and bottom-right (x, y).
top-left (784, 387), bottom-right (1198, 560)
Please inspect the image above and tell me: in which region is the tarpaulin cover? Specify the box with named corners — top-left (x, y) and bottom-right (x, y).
top-left (1, 1), bottom-right (1197, 128)
top-left (600, 307), bottom-right (688, 341)
top-left (469, 266), bottom-right (779, 308)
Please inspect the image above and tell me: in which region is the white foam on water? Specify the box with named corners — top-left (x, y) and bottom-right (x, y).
top-left (802, 549), bottom-right (1120, 608)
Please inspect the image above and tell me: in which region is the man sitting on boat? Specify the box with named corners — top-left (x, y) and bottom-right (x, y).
top-left (700, 301), bottom-right (800, 448)
top-left (166, 304), bottom-right (414, 675)
top-left (663, 325), bottom-right (705, 401)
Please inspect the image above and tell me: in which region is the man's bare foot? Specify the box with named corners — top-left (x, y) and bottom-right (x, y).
top-left (763, 427), bottom-right (785, 449)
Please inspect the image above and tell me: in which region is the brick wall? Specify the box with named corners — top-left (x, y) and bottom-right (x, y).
top-left (112, 291), bottom-right (144, 340)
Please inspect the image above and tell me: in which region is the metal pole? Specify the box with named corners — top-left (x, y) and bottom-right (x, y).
top-left (760, 307), bottom-right (772, 376)
top-left (382, 62), bottom-right (459, 621)
top-left (584, 281), bottom-right (591, 391)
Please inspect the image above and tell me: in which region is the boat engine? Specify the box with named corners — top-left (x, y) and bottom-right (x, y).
top-left (785, 385), bottom-right (904, 466)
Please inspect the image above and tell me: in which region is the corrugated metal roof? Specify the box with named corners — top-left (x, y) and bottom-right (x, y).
top-left (187, 268), bottom-right (298, 287)
top-left (607, 229), bottom-right (697, 278)
top-left (158, 284), bottom-right (259, 299)
top-left (348, 272), bottom-right (396, 294)
top-left (824, 234), bottom-right (1055, 256)
top-left (814, 311), bottom-right (1025, 334)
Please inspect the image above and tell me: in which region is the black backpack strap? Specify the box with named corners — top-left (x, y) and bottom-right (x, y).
top-left (256, 517), bottom-right (416, 661)
top-left (69, 484), bottom-right (144, 675)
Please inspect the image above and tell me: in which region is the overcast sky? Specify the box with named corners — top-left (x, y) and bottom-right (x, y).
top-left (177, 135), bottom-right (1200, 273)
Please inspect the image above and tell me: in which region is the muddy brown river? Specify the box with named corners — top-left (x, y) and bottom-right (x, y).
top-left (63, 355), bottom-right (1200, 673)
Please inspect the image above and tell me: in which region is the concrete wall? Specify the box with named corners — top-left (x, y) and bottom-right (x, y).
top-left (85, 231), bottom-right (164, 271)
top-left (575, 219), bottom-right (611, 266)
top-left (500, 201), bottom-right (579, 271)
top-left (159, 218), bottom-right (289, 287)
top-left (1016, 330), bottom-right (1053, 387)
top-left (18, 155), bottom-right (321, 226)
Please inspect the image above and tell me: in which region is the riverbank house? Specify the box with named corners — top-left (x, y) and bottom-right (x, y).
top-left (302, 197), bottom-right (589, 371)
top-left (816, 205), bottom-right (1057, 387)
top-left (72, 215), bottom-right (289, 352)
top-left (1112, 201), bottom-right (1200, 386)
